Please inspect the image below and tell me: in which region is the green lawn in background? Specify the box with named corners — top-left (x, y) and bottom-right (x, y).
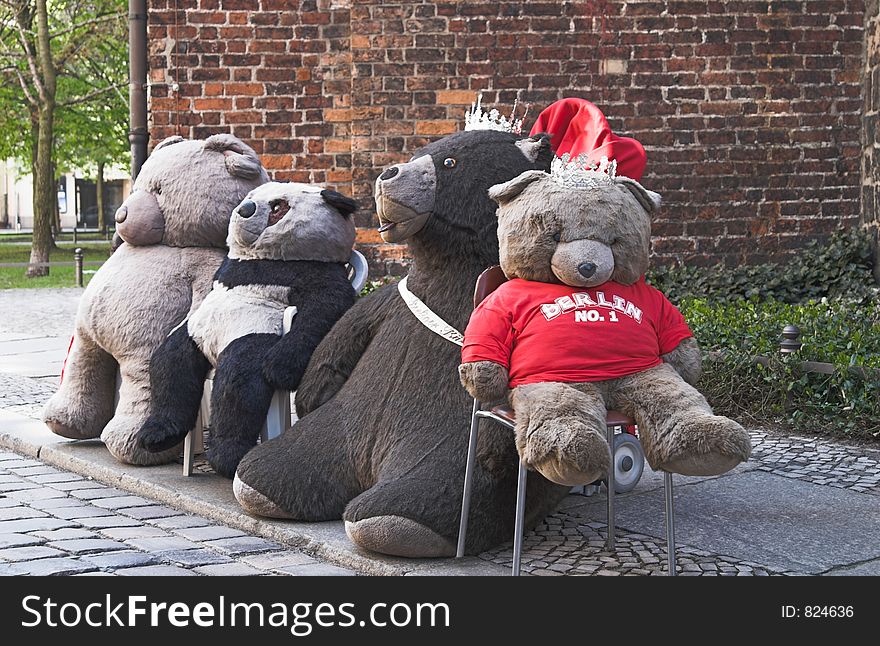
top-left (0, 242), bottom-right (111, 289)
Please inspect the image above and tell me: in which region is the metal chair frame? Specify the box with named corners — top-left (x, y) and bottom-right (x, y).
top-left (455, 265), bottom-right (677, 576)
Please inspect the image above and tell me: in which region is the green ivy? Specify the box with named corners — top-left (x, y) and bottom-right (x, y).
top-left (678, 293), bottom-right (880, 440)
top-left (648, 227), bottom-right (878, 305)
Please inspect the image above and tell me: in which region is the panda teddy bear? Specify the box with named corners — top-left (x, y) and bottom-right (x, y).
top-left (135, 182), bottom-right (358, 478)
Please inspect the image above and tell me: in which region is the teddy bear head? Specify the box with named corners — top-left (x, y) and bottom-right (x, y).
top-left (373, 129), bottom-right (553, 264)
top-left (113, 134), bottom-right (269, 248)
top-left (488, 164), bottom-right (661, 287)
top-left (226, 182), bottom-right (357, 263)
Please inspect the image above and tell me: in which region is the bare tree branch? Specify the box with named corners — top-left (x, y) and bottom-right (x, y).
top-left (13, 15), bottom-right (46, 104)
top-left (59, 81), bottom-right (124, 106)
top-left (14, 65), bottom-right (37, 107)
top-left (49, 11), bottom-right (122, 40)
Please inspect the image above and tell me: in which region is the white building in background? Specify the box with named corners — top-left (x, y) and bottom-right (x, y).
top-left (0, 159), bottom-right (131, 231)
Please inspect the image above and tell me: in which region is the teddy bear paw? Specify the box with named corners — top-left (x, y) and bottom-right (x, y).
top-left (233, 474), bottom-right (295, 519)
top-left (651, 415), bottom-right (752, 476)
top-left (136, 416), bottom-right (189, 453)
top-left (102, 415), bottom-right (181, 466)
top-left (522, 419), bottom-right (611, 486)
top-left (42, 397), bottom-right (104, 440)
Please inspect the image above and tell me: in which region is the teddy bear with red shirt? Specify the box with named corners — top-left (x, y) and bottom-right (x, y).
top-left (458, 153), bottom-right (752, 486)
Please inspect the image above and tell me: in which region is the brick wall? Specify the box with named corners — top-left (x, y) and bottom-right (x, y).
top-left (147, 0), bottom-right (867, 274)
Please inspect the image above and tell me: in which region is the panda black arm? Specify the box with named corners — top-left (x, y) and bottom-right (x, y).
top-left (262, 268), bottom-right (357, 392)
top-left (294, 283), bottom-right (396, 417)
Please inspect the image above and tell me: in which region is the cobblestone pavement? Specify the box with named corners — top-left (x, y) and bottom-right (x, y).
top-left (0, 373), bottom-right (57, 419)
top-left (0, 451), bottom-right (357, 576)
top-left (477, 428), bottom-right (880, 576)
top-left (749, 429), bottom-right (880, 495)
top-left (479, 510), bottom-right (791, 576)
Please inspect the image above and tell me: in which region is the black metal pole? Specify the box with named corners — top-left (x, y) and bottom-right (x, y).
top-left (74, 248), bottom-right (84, 287)
top-left (129, 0), bottom-right (148, 180)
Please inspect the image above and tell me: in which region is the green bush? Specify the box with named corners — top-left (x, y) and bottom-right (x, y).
top-left (644, 226), bottom-right (880, 439)
top-left (649, 227), bottom-right (878, 305)
top-left (682, 297), bottom-right (880, 439)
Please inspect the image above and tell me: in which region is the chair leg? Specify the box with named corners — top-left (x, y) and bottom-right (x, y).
top-left (183, 430), bottom-right (194, 477)
top-left (511, 459), bottom-right (528, 576)
top-left (605, 423), bottom-right (615, 550)
top-left (456, 399), bottom-right (481, 558)
top-left (664, 471), bottom-right (676, 576)
top-left (262, 389), bottom-right (290, 443)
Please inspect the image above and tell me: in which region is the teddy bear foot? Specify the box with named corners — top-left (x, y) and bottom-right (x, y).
top-left (345, 516), bottom-right (456, 558)
top-left (650, 416), bottom-right (752, 477)
top-left (206, 441), bottom-right (253, 480)
top-left (136, 416), bottom-right (190, 453)
top-left (42, 399), bottom-right (104, 440)
top-left (233, 474), bottom-right (294, 519)
top-left (102, 415), bottom-right (181, 466)
top-left (525, 420), bottom-right (611, 486)
top-left (44, 418), bottom-right (92, 440)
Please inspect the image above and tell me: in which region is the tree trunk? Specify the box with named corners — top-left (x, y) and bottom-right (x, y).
top-left (97, 160), bottom-right (106, 233)
top-left (26, 0), bottom-right (58, 278)
top-left (27, 105), bottom-right (55, 277)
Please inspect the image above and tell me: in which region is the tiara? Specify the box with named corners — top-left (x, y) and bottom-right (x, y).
top-left (550, 153), bottom-right (618, 189)
top-left (464, 94), bottom-right (525, 135)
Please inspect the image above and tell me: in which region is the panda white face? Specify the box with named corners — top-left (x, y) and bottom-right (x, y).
top-left (227, 182), bottom-right (357, 263)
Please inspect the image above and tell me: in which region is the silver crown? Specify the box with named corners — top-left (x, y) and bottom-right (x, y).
top-left (464, 94), bottom-right (525, 135)
top-left (550, 153), bottom-right (618, 189)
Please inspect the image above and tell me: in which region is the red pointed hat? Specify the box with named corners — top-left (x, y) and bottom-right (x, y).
top-left (530, 97), bottom-right (646, 181)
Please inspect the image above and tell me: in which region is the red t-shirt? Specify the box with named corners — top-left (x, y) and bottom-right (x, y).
top-left (461, 277), bottom-right (693, 387)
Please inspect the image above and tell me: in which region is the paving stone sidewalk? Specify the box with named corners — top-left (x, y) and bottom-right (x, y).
top-left (0, 451), bottom-right (356, 576)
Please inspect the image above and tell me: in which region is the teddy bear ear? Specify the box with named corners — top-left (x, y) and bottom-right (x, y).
top-left (514, 133), bottom-right (552, 162)
top-left (204, 134), bottom-right (265, 181)
top-left (617, 177), bottom-right (662, 214)
top-left (321, 189), bottom-right (358, 216)
top-left (488, 169), bottom-right (547, 206)
top-left (153, 135), bottom-right (185, 152)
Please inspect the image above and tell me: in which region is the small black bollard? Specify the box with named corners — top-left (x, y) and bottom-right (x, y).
top-left (74, 248), bottom-right (84, 287)
top-left (780, 324), bottom-right (801, 354)
top-left (73, 228), bottom-right (78, 245)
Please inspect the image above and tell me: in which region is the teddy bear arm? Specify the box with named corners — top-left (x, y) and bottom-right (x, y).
top-left (661, 336), bottom-right (703, 386)
top-left (294, 284), bottom-right (397, 417)
top-left (263, 280), bottom-right (357, 393)
top-left (185, 251), bottom-right (229, 314)
top-left (458, 360), bottom-right (510, 403)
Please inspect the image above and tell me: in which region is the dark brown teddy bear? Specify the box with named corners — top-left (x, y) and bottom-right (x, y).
top-left (233, 129), bottom-right (572, 557)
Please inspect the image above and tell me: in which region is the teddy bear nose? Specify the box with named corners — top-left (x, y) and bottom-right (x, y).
top-left (379, 166), bottom-right (399, 181)
top-left (578, 262), bottom-right (597, 278)
top-left (238, 200), bottom-right (257, 218)
top-left (114, 205), bottom-right (127, 223)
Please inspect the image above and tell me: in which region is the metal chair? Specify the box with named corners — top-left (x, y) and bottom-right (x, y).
top-left (455, 265), bottom-right (677, 576)
top-left (182, 249), bottom-right (369, 475)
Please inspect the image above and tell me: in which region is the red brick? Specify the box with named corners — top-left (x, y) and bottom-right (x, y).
top-left (146, 0), bottom-right (868, 274)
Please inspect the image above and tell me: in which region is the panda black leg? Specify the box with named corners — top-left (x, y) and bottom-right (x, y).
top-left (137, 325), bottom-right (211, 453)
top-left (206, 333), bottom-right (278, 479)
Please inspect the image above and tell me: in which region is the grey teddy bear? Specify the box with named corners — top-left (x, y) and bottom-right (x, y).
top-left (43, 134), bottom-right (268, 466)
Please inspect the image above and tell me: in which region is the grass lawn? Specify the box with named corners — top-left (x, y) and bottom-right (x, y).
top-left (0, 231), bottom-right (112, 243)
top-left (0, 242), bottom-right (111, 289)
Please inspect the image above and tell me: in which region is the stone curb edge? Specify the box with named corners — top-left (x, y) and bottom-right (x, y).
top-left (0, 420), bottom-right (507, 577)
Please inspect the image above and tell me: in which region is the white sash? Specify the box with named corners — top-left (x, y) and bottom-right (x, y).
top-left (397, 276), bottom-right (464, 347)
